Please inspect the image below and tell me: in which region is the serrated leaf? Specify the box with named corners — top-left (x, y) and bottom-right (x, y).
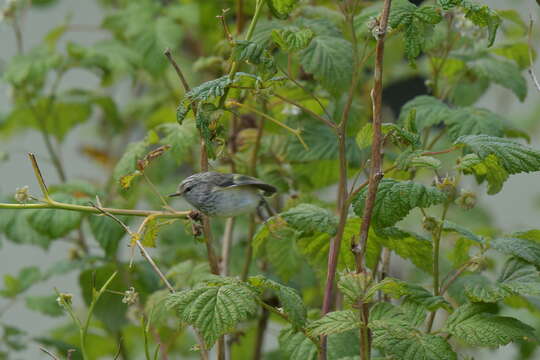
top-left (377, 278), bottom-right (449, 311)
top-left (461, 1), bottom-right (501, 47)
top-left (390, 3), bottom-right (443, 63)
top-left (442, 221), bottom-right (483, 243)
top-left (232, 40), bottom-right (265, 64)
top-left (465, 257), bottom-right (540, 302)
top-left (454, 135), bottom-right (540, 175)
top-left (300, 35), bottom-right (353, 94)
top-left (1, 208), bottom-right (53, 249)
top-left (159, 120), bottom-right (198, 162)
top-left (166, 279), bottom-right (259, 347)
top-left (443, 303), bottom-right (536, 346)
top-left (307, 310), bottom-right (360, 337)
top-left (113, 140), bottom-right (148, 184)
top-left (267, 0), bottom-right (299, 19)
top-left (248, 276), bottom-right (307, 328)
top-left (352, 179), bottom-right (447, 229)
top-left (371, 320), bottom-right (456, 360)
top-left (88, 214), bottom-right (128, 258)
top-left (469, 56), bottom-right (527, 101)
top-left (25, 295), bottom-right (63, 317)
top-left (373, 228), bottom-right (433, 273)
top-left (491, 42), bottom-right (532, 69)
top-left (338, 272), bottom-right (375, 304)
top-left (280, 203), bottom-right (338, 236)
top-left (356, 123), bottom-right (373, 149)
top-left (27, 193), bottom-right (84, 238)
top-left (166, 260), bottom-right (211, 289)
top-left (398, 96), bottom-right (451, 132)
top-left (491, 237), bottom-right (540, 266)
top-left (445, 107), bottom-right (504, 141)
top-left (272, 27), bottom-right (314, 52)
top-left (278, 327), bottom-right (317, 360)
top-left (467, 154), bottom-right (509, 194)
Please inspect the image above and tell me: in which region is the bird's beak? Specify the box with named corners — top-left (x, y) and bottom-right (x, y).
top-left (168, 191), bottom-right (183, 198)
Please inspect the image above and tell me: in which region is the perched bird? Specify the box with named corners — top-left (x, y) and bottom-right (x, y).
top-left (169, 172), bottom-right (277, 218)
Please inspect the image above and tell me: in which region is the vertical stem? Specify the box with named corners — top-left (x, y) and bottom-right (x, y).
top-left (426, 203), bottom-right (450, 332)
top-left (220, 218), bottom-right (235, 276)
top-left (252, 308), bottom-right (269, 360)
top-left (236, 0), bottom-right (245, 34)
top-left (241, 215), bottom-right (257, 281)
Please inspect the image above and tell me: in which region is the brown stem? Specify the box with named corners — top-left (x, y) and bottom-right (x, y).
top-left (220, 218), bottom-right (235, 276)
top-left (236, 0), bottom-right (245, 34)
top-left (422, 147), bottom-right (458, 156)
top-left (241, 215), bottom-right (257, 281)
top-left (39, 347), bottom-right (60, 360)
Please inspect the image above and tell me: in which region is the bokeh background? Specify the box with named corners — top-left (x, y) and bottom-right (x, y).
top-left (1, 0), bottom-right (539, 358)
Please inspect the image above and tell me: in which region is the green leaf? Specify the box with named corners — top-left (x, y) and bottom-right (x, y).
top-left (356, 123), bottom-right (373, 149)
top-left (272, 27), bottom-right (314, 52)
top-left (371, 320), bottom-right (456, 360)
top-left (232, 40), bottom-right (265, 64)
top-left (248, 276), bottom-right (307, 328)
top-left (374, 229), bottom-right (433, 273)
top-left (491, 42), bottom-right (532, 69)
top-left (166, 260), bottom-right (211, 289)
top-left (278, 327), bottom-right (317, 360)
top-left (176, 76), bottom-right (232, 123)
top-left (338, 272), bottom-right (379, 304)
top-left (89, 214), bottom-right (128, 258)
top-left (25, 295), bottom-right (63, 317)
top-left (442, 220), bottom-right (484, 244)
top-left (3, 46), bottom-right (62, 87)
top-left (465, 257), bottom-right (540, 302)
top-left (352, 179), bottom-right (447, 229)
top-left (166, 278), bottom-right (259, 347)
top-left (300, 35), bottom-right (353, 94)
top-left (461, 0), bottom-right (501, 47)
top-left (112, 139), bottom-right (149, 184)
top-left (443, 303), bottom-right (537, 346)
top-left (390, 3), bottom-right (443, 63)
top-left (0, 267), bottom-right (41, 298)
top-left (445, 107), bottom-right (504, 141)
top-left (4, 98), bottom-right (92, 141)
top-left (469, 56), bottom-right (527, 101)
top-left (280, 203), bottom-right (338, 236)
top-left (491, 237), bottom-right (540, 266)
top-left (454, 135), bottom-right (540, 175)
top-left (398, 96), bottom-right (450, 132)
top-left (307, 310), bottom-right (360, 337)
top-left (377, 278), bottom-right (449, 311)
top-left (159, 120), bottom-right (198, 162)
top-left (28, 193), bottom-right (84, 239)
top-left (396, 150), bottom-right (441, 171)
top-left (267, 0), bottom-right (299, 19)
top-left (458, 153), bottom-right (509, 194)
top-left (1, 208), bottom-right (53, 249)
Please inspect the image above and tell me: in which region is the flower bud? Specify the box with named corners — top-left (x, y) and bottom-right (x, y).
top-left (14, 186), bottom-right (30, 203)
top-left (422, 216), bottom-right (439, 232)
top-left (122, 287), bottom-right (139, 305)
top-left (456, 190), bottom-right (477, 210)
top-left (56, 293), bottom-right (73, 308)
top-left (434, 175), bottom-right (457, 200)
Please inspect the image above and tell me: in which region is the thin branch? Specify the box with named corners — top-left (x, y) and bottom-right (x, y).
top-left (422, 147), bottom-right (458, 156)
top-left (142, 172), bottom-right (169, 208)
top-left (91, 205), bottom-right (175, 293)
top-left (164, 49), bottom-right (193, 94)
top-left (39, 347), bottom-right (60, 360)
top-left (271, 92), bottom-right (336, 129)
top-left (226, 100), bottom-right (308, 150)
top-left (28, 153), bottom-right (50, 200)
top-left (217, 8), bottom-right (234, 43)
top-left (354, 0), bottom-right (393, 267)
top-left (220, 217), bottom-right (235, 276)
top-left (528, 16), bottom-right (540, 92)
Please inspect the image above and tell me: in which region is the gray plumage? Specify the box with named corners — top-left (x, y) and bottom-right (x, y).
top-left (169, 172), bottom-right (277, 217)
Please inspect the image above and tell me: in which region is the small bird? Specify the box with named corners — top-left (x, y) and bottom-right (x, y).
top-left (169, 172), bottom-right (277, 218)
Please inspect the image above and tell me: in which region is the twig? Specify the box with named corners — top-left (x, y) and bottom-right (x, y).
top-left (220, 217), bottom-right (235, 276)
top-left (217, 9), bottom-right (234, 43)
top-left (422, 147), bottom-right (458, 156)
top-left (91, 204), bottom-right (175, 293)
top-left (528, 16), bottom-right (540, 92)
top-left (226, 100), bottom-right (308, 150)
top-left (164, 49), bottom-right (193, 95)
top-left (39, 347), bottom-right (60, 360)
top-left (236, 0), bottom-right (245, 34)
top-left (440, 260), bottom-right (473, 296)
top-left (142, 172), bottom-right (169, 208)
top-left (271, 92), bottom-right (336, 129)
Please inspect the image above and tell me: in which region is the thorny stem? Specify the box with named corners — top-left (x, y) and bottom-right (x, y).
top-left (426, 202), bottom-right (450, 332)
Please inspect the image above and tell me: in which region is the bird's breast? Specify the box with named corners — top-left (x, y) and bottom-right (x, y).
top-left (207, 187), bottom-right (261, 217)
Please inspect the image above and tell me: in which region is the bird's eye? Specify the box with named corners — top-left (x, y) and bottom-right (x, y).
top-left (184, 185), bottom-right (193, 193)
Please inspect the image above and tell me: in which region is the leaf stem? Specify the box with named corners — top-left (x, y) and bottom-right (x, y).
top-left (271, 92), bottom-right (336, 129)
top-left (426, 202), bottom-right (450, 332)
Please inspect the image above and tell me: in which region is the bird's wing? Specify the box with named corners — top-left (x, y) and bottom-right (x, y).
top-left (214, 173), bottom-right (277, 196)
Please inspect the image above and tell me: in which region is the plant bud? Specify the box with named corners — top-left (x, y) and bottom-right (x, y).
top-left (422, 216), bottom-right (439, 232)
top-left (434, 175), bottom-right (457, 200)
top-left (122, 287), bottom-right (139, 305)
top-left (56, 293), bottom-right (73, 308)
top-left (456, 190), bottom-right (477, 210)
top-left (14, 186), bottom-right (30, 203)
